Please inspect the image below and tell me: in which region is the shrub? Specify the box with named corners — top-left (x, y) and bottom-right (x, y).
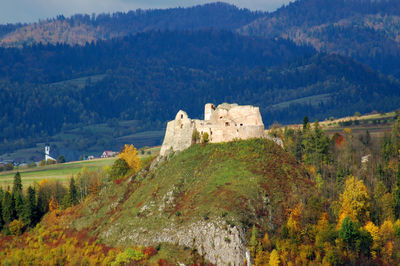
top-left (201, 132), bottom-right (209, 144)
top-left (110, 159), bottom-right (129, 181)
top-left (192, 130), bottom-right (200, 144)
top-left (9, 219), bottom-right (25, 236)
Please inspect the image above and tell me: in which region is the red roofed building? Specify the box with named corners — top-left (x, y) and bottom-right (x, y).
top-left (101, 151), bottom-right (118, 158)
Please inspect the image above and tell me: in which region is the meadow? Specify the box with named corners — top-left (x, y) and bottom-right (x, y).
top-left (0, 146), bottom-right (161, 188)
top-left (0, 158), bottom-right (116, 188)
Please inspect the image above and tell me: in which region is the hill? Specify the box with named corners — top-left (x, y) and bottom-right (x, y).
top-left (0, 2), bottom-right (264, 47)
top-left (239, 0), bottom-right (400, 77)
top-left (0, 138), bottom-right (316, 264)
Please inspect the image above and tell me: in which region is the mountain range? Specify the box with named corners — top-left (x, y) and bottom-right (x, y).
top-left (1, 0), bottom-right (400, 160)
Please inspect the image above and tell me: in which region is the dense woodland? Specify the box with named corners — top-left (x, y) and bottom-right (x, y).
top-left (1, 30), bottom-right (400, 157)
top-left (1, 0), bottom-right (400, 157)
top-left (240, 0), bottom-right (400, 77)
top-left (0, 2), bottom-right (264, 47)
top-left (243, 115), bottom-right (400, 264)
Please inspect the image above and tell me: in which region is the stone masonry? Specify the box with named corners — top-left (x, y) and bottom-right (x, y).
top-left (160, 103), bottom-right (265, 156)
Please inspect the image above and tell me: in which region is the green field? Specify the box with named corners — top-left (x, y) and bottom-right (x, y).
top-left (267, 93), bottom-right (332, 110)
top-left (48, 74), bottom-right (106, 89)
top-left (0, 146), bottom-right (161, 188)
top-left (0, 157), bottom-right (116, 188)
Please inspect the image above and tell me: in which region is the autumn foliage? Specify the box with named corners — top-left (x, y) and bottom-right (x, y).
top-left (0, 206), bottom-right (158, 265)
top-left (119, 144), bottom-right (141, 173)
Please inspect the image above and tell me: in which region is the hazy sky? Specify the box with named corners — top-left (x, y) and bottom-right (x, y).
top-left (0, 0), bottom-right (294, 24)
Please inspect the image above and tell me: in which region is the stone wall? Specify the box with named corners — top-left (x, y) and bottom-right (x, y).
top-left (160, 103), bottom-right (266, 156)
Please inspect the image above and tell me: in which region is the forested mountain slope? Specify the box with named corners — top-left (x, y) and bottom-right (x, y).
top-left (1, 30), bottom-right (399, 156)
top-left (0, 30), bottom-right (314, 143)
top-left (239, 0), bottom-right (400, 76)
top-left (0, 2), bottom-right (264, 47)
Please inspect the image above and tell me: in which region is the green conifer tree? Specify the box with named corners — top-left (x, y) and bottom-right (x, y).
top-left (23, 186), bottom-right (37, 227)
top-left (2, 190), bottom-right (16, 224)
top-left (12, 172), bottom-right (24, 219)
top-left (69, 177), bottom-right (78, 206)
top-left (12, 172), bottom-right (22, 195)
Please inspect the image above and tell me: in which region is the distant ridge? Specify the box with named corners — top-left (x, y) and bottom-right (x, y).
top-left (0, 2), bottom-right (265, 47)
top-left (239, 0), bottom-right (400, 76)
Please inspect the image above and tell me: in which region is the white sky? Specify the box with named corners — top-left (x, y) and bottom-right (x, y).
top-left (0, 0), bottom-right (294, 24)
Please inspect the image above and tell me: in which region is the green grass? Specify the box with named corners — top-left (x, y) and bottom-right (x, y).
top-left (72, 138), bottom-right (316, 247)
top-left (268, 93), bottom-right (332, 110)
top-left (0, 157), bottom-right (116, 188)
top-left (48, 74), bottom-right (106, 89)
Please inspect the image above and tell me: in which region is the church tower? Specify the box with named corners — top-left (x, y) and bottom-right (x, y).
top-left (45, 145), bottom-right (55, 161)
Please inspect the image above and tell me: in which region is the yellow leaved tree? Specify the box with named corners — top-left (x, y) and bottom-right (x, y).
top-left (338, 175), bottom-right (370, 226)
top-left (269, 249), bottom-right (280, 266)
top-left (119, 144), bottom-right (141, 174)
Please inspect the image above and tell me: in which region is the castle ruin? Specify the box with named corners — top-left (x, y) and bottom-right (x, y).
top-left (160, 103), bottom-right (266, 156)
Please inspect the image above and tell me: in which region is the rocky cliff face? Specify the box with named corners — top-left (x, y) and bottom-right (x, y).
top-left (100, 217), bottom-right (249, 265)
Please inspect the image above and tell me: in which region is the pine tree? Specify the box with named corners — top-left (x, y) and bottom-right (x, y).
top-left (69, 177), bottom-right (78, 206)
top-left (303, 116), bottom-right (309, 131)
top-left (12, 172), bottom-right (24, 219)
top-left (23, 186), bottom-right (37, 227)
top-left (14, 192), bottom-right (24, 219)
top-left (313, 120), bottom-right (330, 166)
top-left (2, 190), bottom-right (16, 224)
top-left (12, 172), bottom-right (22, 196)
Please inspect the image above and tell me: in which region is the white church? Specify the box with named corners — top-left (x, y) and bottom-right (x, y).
top-left (45, 145), bottom-right (56, 161)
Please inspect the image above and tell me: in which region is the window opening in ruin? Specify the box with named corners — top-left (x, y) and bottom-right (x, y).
top-left (180, 124), bottom-right (183, 129)
top-left (225, 122), bottom-right (230, 126)
top-left (181, 114), bottom-right (183, 119)
top-left (240, 123), bottom-right (243, 126)
top-left (220, 116), bottom-right (222, 119)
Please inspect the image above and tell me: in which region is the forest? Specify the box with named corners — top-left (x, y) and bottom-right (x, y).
top-left (0, 2), bottom-right (264, 47)
top-left (244, 115), bottom-right (400, 264)
top-left (1, 29), bottom-right (400, 157)
top-left (240, 0), bottom-right (400, 77)
top-left (2, 0), bottom-right (400, 158)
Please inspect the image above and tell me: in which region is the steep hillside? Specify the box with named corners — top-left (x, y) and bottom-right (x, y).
top-left (239, 0), bottom-right (400, 76)
top-left (0, 2), bottom-right (264, 47)
top-left (69, 139), bottom-right (316, 264)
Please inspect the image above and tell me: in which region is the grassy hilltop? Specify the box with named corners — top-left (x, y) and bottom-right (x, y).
top-left (71, 138), bottom-right (316, 263)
